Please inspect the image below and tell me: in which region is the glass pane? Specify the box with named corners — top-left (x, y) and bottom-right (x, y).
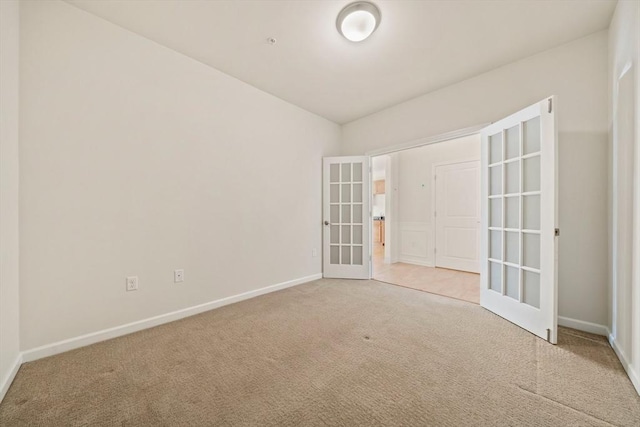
top-left (353, 184), bottom-right (363, 203)
top-left (523, 117), bottom-right (541, 155)
top-left (330, 184), bottom-right (339, 203)
top-left (505, 231), bottom-right (519, 264)
top-left (341, 225), bottom-right (351, 244)
top-left (341, 205), bottom-right (351, 223)
top-left (341, 246), bottom-right (351, 265)
top-left (505, 196), bottom-right (519, 229)
top-left (523, 156), bottom-right (540, 192)
top-left (341, 184), bottom-right (351, 202)
top-left (341, 163), bottom-right (351, 182)
top-left (330, 225), bottom-right (339, 244)
top-left (489, 261), bottom-right (502, 293)
top-left (523, 195), bottom-right (540, 230)
top-left (523, 271), bottom-right (540, 308)
top-left (523, 233), bottom-right (540, 269)
top-left (490, 165), bottom-right (502, 196)
top-left (489, 133), bottom-right (502, 164)
top-left (353, 163), bottom-right (362, 182)
top-left (330, 205), bottom-right (339, 224)
top-left (330, 246), bottom-right (339, 264)
top-left (505, 266), bottom-right (519, 300)
top-left (353, 205), bottom-right (363, 224)
top-left (490, 230), bottom-right (502, 260)
top-left (353, 246), bottom-right (363, 265)
top-left (353, 225), bottom-right (363, 244)
top-left (505, 161), bottom-right (520, 194)
top-left (505, 125), bottom-right (520, 160)
top-left (330, 164), bottom-right (340, 182)
top-left (490, 198), bottom-right (502, 228)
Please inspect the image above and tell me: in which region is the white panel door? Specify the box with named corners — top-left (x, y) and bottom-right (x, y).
top-left (481, 97), bottom-right (558, 343)
top-left (434, 160), bottom-right (480, 273)
top-left (323, 157), bottom-right (371, 279)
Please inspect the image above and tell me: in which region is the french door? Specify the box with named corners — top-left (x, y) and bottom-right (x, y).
top-left (480, 97), bottom-right (558, 343)
top-left (322, 157), bottom-right (371, 279)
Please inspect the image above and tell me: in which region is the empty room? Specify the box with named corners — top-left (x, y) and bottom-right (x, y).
top-left (1, 0), bottom-right (639, 425)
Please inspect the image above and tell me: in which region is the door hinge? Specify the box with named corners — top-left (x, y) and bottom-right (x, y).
top-left (555, 228), bottom-right (560, 237)
top-left (548, 98), bottom-right (553, 113)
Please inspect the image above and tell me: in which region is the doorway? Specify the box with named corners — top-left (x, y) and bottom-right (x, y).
top-left (371, 135), bottom-right (481, 304)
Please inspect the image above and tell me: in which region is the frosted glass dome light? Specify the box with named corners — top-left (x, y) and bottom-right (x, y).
top-left (337, 2), bottom-right (381, 42)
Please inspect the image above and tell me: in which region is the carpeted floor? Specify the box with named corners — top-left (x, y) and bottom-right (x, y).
top-left (1, 279), bottom-right (638, 426)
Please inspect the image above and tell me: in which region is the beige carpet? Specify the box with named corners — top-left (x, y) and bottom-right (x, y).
top-left (1, 279), bottom-right (638, 426)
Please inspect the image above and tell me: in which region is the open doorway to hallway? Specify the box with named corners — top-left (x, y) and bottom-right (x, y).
top-left (371, 134), bottom-right (481, 304)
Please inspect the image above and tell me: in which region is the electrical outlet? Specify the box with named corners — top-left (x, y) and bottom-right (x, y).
top-left (126, 276), bottom-right (138, 292)
top-left (312, 248), bottom-right (318, 257)
top-left (174, 269), bottom-right (184, 283)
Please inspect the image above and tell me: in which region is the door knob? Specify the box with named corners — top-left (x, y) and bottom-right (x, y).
top-left (324, 221), bottom-right (330, 226)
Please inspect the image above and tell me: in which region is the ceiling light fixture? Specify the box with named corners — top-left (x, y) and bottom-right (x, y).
top-left (336, 2), bottom-right (381, 42)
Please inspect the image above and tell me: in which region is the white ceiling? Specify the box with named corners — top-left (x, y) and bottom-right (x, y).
top-left (66, 0), bottom-right (616, 124)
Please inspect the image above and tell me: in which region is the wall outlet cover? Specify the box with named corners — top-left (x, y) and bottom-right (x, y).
top-left (126, 276), bottom-right (138, 291)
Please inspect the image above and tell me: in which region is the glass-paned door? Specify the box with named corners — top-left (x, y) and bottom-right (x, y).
top-left (481, 97), bottom-right (558, 343)
top-left (323, 157), bottom-right (370, 279)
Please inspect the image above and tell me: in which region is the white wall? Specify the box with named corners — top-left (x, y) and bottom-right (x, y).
top-left (394, 135), bottom-right (480, 267)
top-left (608, 0), bottom-right (640, 394)
top-left (19, 0), bottom-right (341, 351)
top-left (0, 0), bottom-right (21, 400)
top-left (342, 31), bottom-right (609, 328)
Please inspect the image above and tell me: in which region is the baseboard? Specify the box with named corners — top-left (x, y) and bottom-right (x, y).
top-left (0, 353), bottom-right (23, 403)
top-left (21, 273), bottom-right (322, 363)
top-left (608, 332), bottom-right (640, 395)
top-left (557, 316), bottom-right (609, 336)
top-left (397, 256), bottom-right (434, 267)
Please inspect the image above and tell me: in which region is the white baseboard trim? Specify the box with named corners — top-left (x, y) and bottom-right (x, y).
top-left (397, 256), bottom-right (434, 268)
top-left (557, 316), bottom-right (609, 336)
top-left (0, 353), bottom-right (23, 403)
top-left (609, 332), bottom-right (640, 396)
top-left (21, 273), bottom-right (322, 364)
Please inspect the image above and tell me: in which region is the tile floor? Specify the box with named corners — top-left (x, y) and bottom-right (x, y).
top-left (373, 243), bottom-right (480, 304)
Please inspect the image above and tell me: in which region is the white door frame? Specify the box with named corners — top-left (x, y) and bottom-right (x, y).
top-left (431, 158), bottom-right (481, 272)
top-left (611, 61), bottom-right (639, 375)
